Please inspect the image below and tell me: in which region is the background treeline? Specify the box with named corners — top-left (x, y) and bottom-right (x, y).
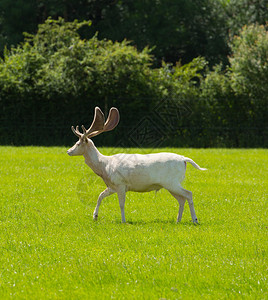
top-left (0, 1), bottom-right (267, 147)
top-left (1, 0), bottom-right (267, 66)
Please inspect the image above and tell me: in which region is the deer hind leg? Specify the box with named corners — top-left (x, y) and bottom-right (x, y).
top-left (170, 193), bottom-right (186, 222)
top-left (116, 186), bottom-right (126, 223)
top-left (93, 187), bottom-right (114, 220)
top-left (170, 187), bottom-right (198, 223)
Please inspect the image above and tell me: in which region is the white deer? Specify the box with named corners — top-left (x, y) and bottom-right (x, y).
top-left (67, 107), bottom-right (207, 223)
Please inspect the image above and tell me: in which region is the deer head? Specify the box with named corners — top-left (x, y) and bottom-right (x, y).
top-left (67, 107), bottom-right (120, 156)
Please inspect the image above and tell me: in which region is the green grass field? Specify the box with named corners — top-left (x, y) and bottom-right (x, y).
top-left (0, 147), bottom-right (267, 299)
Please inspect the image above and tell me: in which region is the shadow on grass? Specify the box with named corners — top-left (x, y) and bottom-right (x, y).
top-left (111, 218), bottom-right (201, 226)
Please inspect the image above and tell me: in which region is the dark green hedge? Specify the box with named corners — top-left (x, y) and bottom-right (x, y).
top-left (0, 20), bottom-right (267, 147)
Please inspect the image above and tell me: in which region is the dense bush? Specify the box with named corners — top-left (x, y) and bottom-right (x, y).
top-left (0, 18), bottom-right (159, 144)
top-left (0, 18), bottom-right (204, 145)
top-left (201, 24), bottom-right (268, 147)
top-left (229, 24), bottom-right (268, 100)
top-left (1, 0), bottom-right (267, 66)
top-left (0, 19), bottom-right (267, 147)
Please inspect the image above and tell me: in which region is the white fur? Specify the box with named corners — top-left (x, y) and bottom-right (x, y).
top-left (67, 138), bottom-right (206, 223)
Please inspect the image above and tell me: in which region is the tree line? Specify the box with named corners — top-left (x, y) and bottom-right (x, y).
top-left (0, 19), bottom-right (267, 147)
top-left (0, 1), bottom-right (267, 147)
top-left (0, 0), bottom-right (267, 65)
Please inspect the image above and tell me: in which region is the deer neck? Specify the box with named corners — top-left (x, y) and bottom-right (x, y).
top-left (83, 140), bottom-right (107, 177)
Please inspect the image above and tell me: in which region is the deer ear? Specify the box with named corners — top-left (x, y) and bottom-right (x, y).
top-left (103, 107), bottom-right (120, 131)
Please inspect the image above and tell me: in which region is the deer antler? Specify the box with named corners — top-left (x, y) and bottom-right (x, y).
top-left (71, 125), bottom-right (82, 138)
top-left (103, 107), bottom-right (120, 132)
top-left (71, 107), bottom-right (120, 139)
top-left (83, 107), bottom-right (105, 136)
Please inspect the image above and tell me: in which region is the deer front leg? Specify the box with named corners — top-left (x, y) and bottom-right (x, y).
top-left (117, 186), bottom-right (126, 223)
top-left (93, 187), bottom-right (114, 220)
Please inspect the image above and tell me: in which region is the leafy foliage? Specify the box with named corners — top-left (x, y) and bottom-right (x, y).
top-left (0, 19), bottom-right (162, 145)
top-left (229, 23), bottom-right (268, 100)
top-left (201, 24), bottom-right (268, 147)
top-left (93, 0), bottom-right (228, 65)
top-left (0, 19), bottom-right (267, 147)
top-left (1, 0), bottom-right (267, 66)
top-left (223, 0), bottom-right (268, 37)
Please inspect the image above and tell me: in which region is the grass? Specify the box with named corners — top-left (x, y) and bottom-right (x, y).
top-left (0, 146), bottom-right (267, 299)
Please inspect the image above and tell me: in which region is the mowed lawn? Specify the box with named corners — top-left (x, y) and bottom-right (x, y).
top-left (0, 147), bottom-right (267, 299)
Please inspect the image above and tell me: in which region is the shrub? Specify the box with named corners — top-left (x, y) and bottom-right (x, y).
top-left (201, 24), bottom-right (268, 147)
top-left (0, 18), bottom-right (266, 147)
top-left (0, 18), bottom-right (160, 145)
top-left (229, 23), bottom-right (268, 100)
